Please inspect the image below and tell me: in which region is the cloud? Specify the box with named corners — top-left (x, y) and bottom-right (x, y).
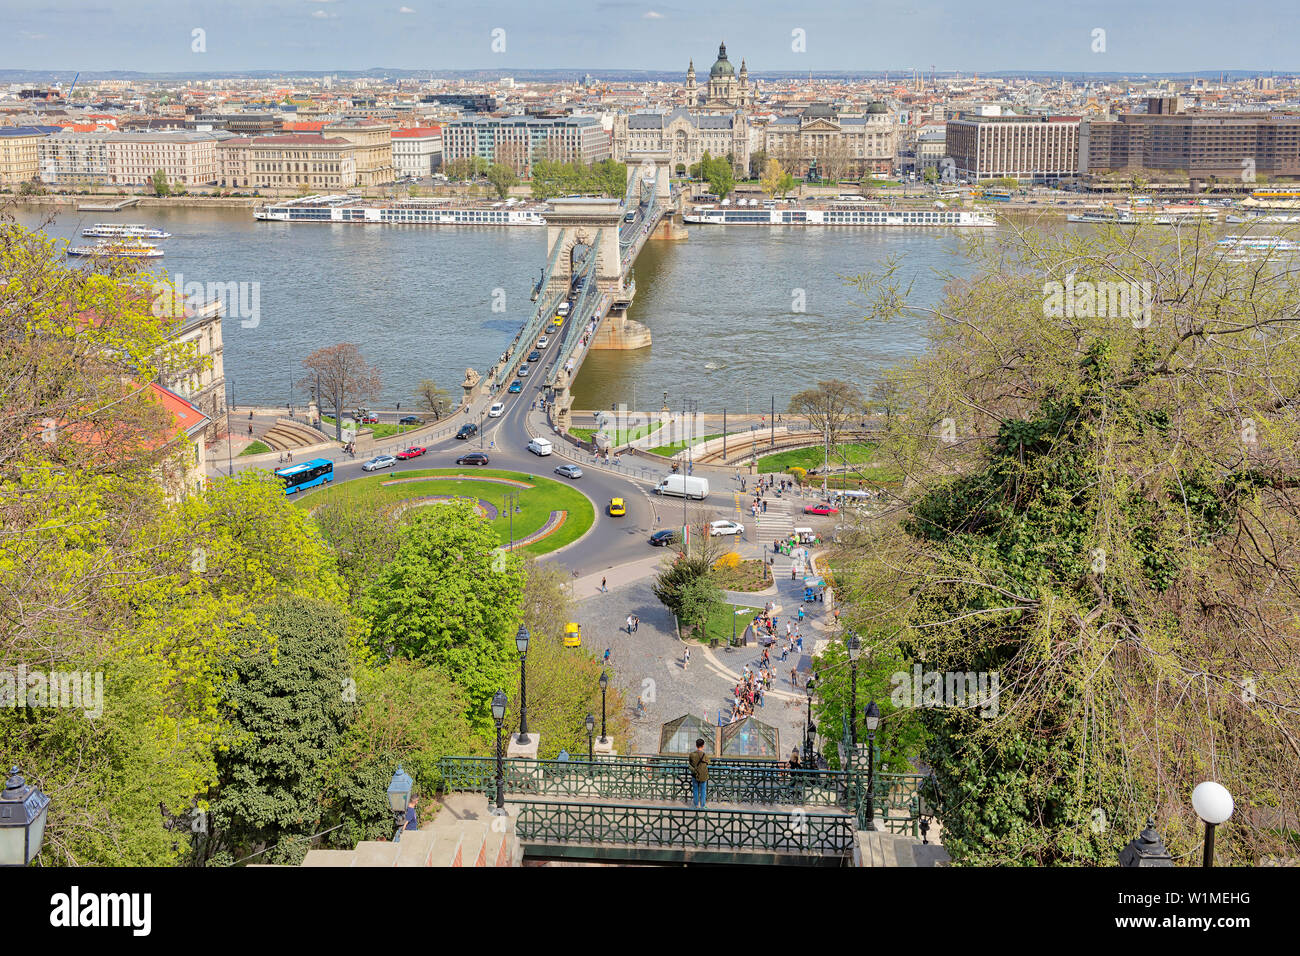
top-left (399, 4), bottom-right (415, 11)
top-left (311, 9), bottom-right (339, 18)
top-left (643, 10), bottom-right (664, 17)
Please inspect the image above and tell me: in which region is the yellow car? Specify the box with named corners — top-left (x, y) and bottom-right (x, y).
top-left (552, 314), bottom-right (564, 327)
top-left (563, 622), bottom-right (582, 647)
top-left (608, 497), bottom-right (626, 516)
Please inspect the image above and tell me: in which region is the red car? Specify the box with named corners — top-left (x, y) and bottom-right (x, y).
top-left (804, 502), bottom-right (839, 516)
top-left (396, 446), bottom-right (426, 460)
top-left (360, 414), bottom-right (380, 424)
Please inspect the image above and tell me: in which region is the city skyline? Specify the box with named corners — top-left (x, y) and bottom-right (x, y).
top-left (4, 0), bottom-right (1300, 75)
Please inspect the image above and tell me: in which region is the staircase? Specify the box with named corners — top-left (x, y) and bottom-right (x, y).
top-left (297, 794), bottom-right (522, 868)
top-left (856, 828), bottom-right (950, 867)
top-left (261, 417), bottom-right (331, 451)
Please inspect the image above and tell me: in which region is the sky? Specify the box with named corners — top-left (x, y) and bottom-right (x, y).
top-left (1, 0), bottom-right (1297, 75)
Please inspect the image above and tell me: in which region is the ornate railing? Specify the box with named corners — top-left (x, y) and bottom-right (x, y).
top-left (510, 799), bottom-right (855, 856)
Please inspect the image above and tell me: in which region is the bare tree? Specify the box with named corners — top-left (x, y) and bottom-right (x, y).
top-left (299, 343), bottom-right (381, 440)
top-left (415, 379), bottom-right (452, 420)
top-left (788, 379), bottom-right (865, 447)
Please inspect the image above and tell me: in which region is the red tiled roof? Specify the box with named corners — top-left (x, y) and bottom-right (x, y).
top-left (392, 126), bottom-right (441, 137)
top-left (250, 134), bottom-right (351, 146)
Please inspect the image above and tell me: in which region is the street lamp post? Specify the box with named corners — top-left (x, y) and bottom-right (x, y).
top-left (863, 700), bottom-right (881, 831)
top-left (491, 691), bottom-right (508, 812)
top-left (504, 490), bottom-right (520, 550)
top-left (1192, 781), bottom-right (1234, 867)
top-left (598, 670), bottom-right (609, 744)
top-left (386, 765), bottom-right (413, 842)
top-left (585, 713), bottom-right (596, 760)
top-left (1118, 818), bottom-right (1174, 867)
top-left (515, 624), bottom-right (531, 745)
top-left (0, 766), bottom-right (50, 866)
top-left (804, 676), bottom-right (817, 774)
top-left (847, 632), bottom-right (861, 745)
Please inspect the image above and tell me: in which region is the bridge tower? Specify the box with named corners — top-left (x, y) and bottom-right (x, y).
top-left (543, 198), bottom-right (626, 298)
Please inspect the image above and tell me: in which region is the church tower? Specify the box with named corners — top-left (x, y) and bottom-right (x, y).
top-left (739, 58), bottom-right (750, 106)
top-left (685, 59), bottom-right (697, 107)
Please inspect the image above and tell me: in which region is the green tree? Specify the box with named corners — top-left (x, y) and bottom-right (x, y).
top-left (361, 502), bottom-right (525, 732)
top-left (485, 162), bottom-right (517, 199)
top-left (199, 596), bottom-right (355, 866)
top-left (151, 168), bottom-right (170, 196)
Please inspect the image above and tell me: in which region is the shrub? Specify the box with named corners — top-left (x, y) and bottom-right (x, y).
top-left (713, 551), bottom-right (741, 571)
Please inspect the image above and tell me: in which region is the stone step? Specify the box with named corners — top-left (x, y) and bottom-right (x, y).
top-left (856, 828), bottom-right (949, 867)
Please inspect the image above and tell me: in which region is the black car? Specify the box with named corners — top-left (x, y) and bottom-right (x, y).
top-left (455, 423), bottom-right (478, 440)
top-left (649, 529), bottom-right (679, 547)
top-left (527, 350), bottom-right (542, 362)
top-left (399, 415), bottom-right (423, 426)
top-left (456, 452), bottom-right (490, 466)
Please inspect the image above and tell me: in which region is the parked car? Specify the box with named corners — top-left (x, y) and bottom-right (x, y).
top-left (649, 529), bottom-right (679, 547)
top-left (455, 423), bottom-right (478, 440)
top-left (608, 497), bottom-right (626, 516)
top-left (508, 380), bottom-right (523, 393)
top-left (395, 446), bottom-right (426, 460)
top-left (554, 463), bottom-right (583, 479)
top-left (398, 415), bottom-right (423, 426)
top-left (455, 452), bottom-right (490, 466)
top-left (360, 414), bottom-right (380, 424)
top-left (527, 350), bottom-right (542, 362)
top-left (488, 402), bottom-right (505, 418)
top-left (709, 519), bottom-right (745, 537)
top-left (804, 502), bottom-right (839, 516)
top-left (362, 455), bottom-right (397, 472)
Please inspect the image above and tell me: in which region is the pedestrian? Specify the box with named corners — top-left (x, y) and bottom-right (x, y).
top-left (790, 668), bottom-right (798, 687)
top-left (791, 565), bottom-right (798, 581)
top-left (762, 499), bottom-right (767, 514)
top-left (633, 615), bottom-right (639, 633)
top-left (798, 604), bottom-right (805, 622)
top-left (683, 647), bottom-right (690, 669)
top-left (603, 647), bottom-right (611, 665)
top-left (780, 644), bottom-right (788, 662)
top-left (796, 634), bottom-right (803, 652)
top-left (688, 738), bottom-right (710, 808)
top-left (248, 424), bottom-right (253, 437)
top-left (287, 451), bottom-right (293, 462)
top-left (788, 748), bottom-right (802, 770)
top-left (249, 410), bottom-right (254, 420)
top-left (600, 576), bottom-right (607, 593)
top-left (626, 614), bottom-right (634, 634)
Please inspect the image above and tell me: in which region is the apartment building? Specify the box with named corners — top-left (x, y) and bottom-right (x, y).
top-left (108, 131), bottom-right (218, 186)
top-left (323, 119), bottom-right (394, 185)
top-left (613, 108), bottom-right (750, 176)
top-left (444, 115), bottom-right (610, 176)
top-left (390, 126), bottom-right (442, 177)
top-left (1080, 101), bottom-right (1300, 181)
top-left (0, 126), bottom-right (59, 185)
top-left (764, 103), bottom-right (899, 179)
top-left (37, 130), bottom-right (111, 184)
top-left (243, 134), bottom-right (357, 189)
top-left (945, 112), bottom-right (1081, 182)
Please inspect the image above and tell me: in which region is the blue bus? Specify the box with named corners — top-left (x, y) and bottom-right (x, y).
top-left (275, 457), bottom-right (334, 495)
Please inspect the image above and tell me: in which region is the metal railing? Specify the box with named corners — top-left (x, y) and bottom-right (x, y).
top-left (510, 799), bottom-right (856, 855)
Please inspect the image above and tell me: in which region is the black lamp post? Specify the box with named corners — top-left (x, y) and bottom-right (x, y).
top-left (0, 766), bottom-right (50, 867)
top-left (804, 675), bottom-right (817, 772)
top-left (1119, 818), bottom-right (1174, 867)
top-left (1192, 781), bottom-right (1234, 868)
top-left (491, 691), bottom-right (508, 812)
top-left (585, 713), bottom-right (596, 761)
top-left (515, 624), bottom-right (531, 745)
top-left (846, 632), bottom-right (861, 746)
top-left (386, 765), bottom-right (413, 842)
top-left (598, 670), bottom-right (609, 744)
top-left (863, 699), bottom-right (881, 831)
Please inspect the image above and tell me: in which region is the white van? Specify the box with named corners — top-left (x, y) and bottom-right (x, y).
top-left (527, 437), bottom-right (553, 456)
top-left (654, 474), bottom-right (709, 499)
top-left (488, 402), bottom-right (505, 418)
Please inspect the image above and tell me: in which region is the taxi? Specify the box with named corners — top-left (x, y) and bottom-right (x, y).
top-left (608, 497), bottom-right (626, 516)
top-left (552, 314), bottom-right (564, 327)
top-left (563, 622), bottom-right (582, 647)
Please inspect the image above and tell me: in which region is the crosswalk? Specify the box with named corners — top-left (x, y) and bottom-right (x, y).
top-left (748, 504), bottom-right (811, 576)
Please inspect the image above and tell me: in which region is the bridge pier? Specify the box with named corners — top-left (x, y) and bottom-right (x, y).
top-left (648, 211), bottom-right (689, 241)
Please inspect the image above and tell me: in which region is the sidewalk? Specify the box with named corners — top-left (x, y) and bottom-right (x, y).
top-left (571, 555), bottom-right (664, 598)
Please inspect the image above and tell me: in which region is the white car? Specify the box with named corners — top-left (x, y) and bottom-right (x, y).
top-left (536, 336), bottom-right (549, 349)
top-left (362, 455), bottom-right (397, 472)
top-left (488, 402), bottom-right (505, 418)
top-left (709, 520), bottom-right (745, 537)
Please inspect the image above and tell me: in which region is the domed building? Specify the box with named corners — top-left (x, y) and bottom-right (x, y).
top-left (685, 42), bottom-right (753, 110)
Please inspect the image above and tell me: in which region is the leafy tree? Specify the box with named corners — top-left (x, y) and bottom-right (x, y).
top-left (922, 166), bottom-right (938, 184)
top-left (415, 378), bottom-right (452, 419)
top-left (361, 502), bottom-right (525, 732)
top-left (788, 379), bottom-right (865, 447)
top-left (199, 596), bottom-right (355, 866)
top-left (748, 149), bottom-right (768, 180)
top-left (311, 500), bottom-right (401, 605)
top-left (485, 162), bottom-right (517, 199)
top-left (299, 343), bottom-right (382, 440)
top-left (152, 169), bottom-right (170, 196)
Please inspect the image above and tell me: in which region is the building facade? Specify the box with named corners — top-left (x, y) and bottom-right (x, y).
top-left (323, 120), bottom-right (394, 185)
top-left (0, 126), bottom-right (58, 185)
top-left (157, 299), bottom-right (226, 443)
top-left (242, 134), bottom-right (357, 190)
top-left (443, 115), bottom-right (610, 177)
top-left (945, 112), bottom-right (1081, 182)
top-left (37, 130), bottom-right (111, 184)
top-left (391, 126), bottom-right (442, 177)
top-left (107, 131), bottom-right (218, 187)
top-left (686, 43), bottom-right (754, 109)
top-left (613, 108), bottom-right (750, 175)
top-left (1080, 104), bottom-right (1300, 181)
top-left (764, 104), bottom-right (899, 179)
